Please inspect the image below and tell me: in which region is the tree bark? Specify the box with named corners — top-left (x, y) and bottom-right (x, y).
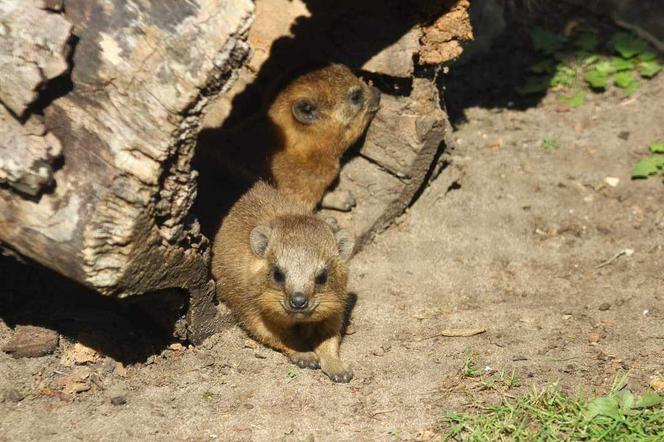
top-left (0, 0), bottom-right (254, 343)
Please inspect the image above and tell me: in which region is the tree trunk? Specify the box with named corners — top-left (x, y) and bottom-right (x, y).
top-left (0, 0), bottom-right (254, 343)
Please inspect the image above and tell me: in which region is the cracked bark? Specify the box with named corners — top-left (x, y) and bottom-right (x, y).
top-left (0, 0), bottom-right (255, 343)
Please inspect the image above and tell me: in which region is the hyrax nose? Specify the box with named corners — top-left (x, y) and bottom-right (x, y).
top-left (289, 292), bottom-right (308, 309)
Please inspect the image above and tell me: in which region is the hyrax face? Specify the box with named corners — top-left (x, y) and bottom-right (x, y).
top-left (249, 216), bottom-right (354, 323)
top-left (269, 64), bottom-right (381, 150)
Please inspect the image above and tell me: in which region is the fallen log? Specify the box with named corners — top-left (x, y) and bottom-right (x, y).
top-left (0, 0), bottom-right (254, 343)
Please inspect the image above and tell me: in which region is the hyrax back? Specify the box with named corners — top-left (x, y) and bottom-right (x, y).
top-left (211, 181), bottom-right (356, 382)
top-left (203, 64), bottom-right (380, 209)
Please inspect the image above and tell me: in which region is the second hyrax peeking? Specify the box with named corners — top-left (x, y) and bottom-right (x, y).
top-left (203, 64), bottom-right (381, 209)
top-left (212, 181), bottom-right (355, 382)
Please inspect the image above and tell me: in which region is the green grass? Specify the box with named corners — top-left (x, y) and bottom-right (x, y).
top-left (460, 348), bottom-right (481, 378)
top-left (443, 374), bottom-right (664, 441)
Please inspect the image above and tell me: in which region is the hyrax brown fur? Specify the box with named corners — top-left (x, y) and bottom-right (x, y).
top-left (211, 181), bottom-right (356, 382)
top-left (203, 64), bottom-right (381, 209)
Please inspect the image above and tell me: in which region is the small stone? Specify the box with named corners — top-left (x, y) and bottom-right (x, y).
top-left (110, 395), bottom-right (127, 406)
top-left (604, 177), bottom-right (620, 187)
top-left (650, 378), bottom-right (664, 393)
top-left (2, 325), bottom-right (59, 358)
top-left (4, 388), bottom-right (24, 403)
top-left (243, 340), bottom-right (259, 350)
top-left (168, 342), bottom-right (185, 352)
top-left (598, 303), bottom-right (611, 311)
top-left (588, 333), bottom-right (602, 343)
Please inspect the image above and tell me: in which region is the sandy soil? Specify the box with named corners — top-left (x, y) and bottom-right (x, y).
top-left (2, 26), bottom-right (664, 442)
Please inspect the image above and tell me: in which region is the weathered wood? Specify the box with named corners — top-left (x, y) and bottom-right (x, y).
top-left (0, 0), bottom-right (72, 116)
top-left (0, 109), bottom-right (62, 196)
top-left (0, 0), bottom-right (254, 343)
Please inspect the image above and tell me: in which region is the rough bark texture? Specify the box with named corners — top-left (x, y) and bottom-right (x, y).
top-left (0, 109), bottom-right (62, 196)
top-left (0, 0), bottom-right (254, 343)
top-left (0, 0), bottom-right (72, 116)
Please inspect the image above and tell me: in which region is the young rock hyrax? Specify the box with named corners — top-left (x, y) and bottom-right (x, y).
top-left (211, 181), bottom-right (356, 382)
top-left (201, 64), bottom-right (381, 209)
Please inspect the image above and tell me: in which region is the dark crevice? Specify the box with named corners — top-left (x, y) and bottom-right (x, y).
top-left (0, 254), bottom-right (177, 364)
top-left (23, 35), bottom-right (78, 123)
top-left (407, 140), bottom-right (448, 209)
top-left (446, 180), bottom-right (462, 193)
top-left (356, 70), bottom-right (413, 97)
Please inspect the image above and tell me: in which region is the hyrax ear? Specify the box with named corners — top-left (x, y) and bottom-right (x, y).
top-left (335, 229), bottom-right (355, 261)
top-left (249, 225), bottom-right (272, 257)
top-left (292, 98), bottom-right (319, 124)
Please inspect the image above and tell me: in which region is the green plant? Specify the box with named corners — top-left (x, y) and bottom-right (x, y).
top-left (632, 142), bottom-right (664, 179)
top-left (444, 375), bottom-right (664, 441)
top-left (519, 27), bottom-right (662, 105)
top-left (460, 348), bottom-right (481, 378)
top-left (287, 366), bottom-right (298, 379)
top-left (480, 370), bottom-right (521, 393)
top-left (542, 137), bottom-right (560, 151)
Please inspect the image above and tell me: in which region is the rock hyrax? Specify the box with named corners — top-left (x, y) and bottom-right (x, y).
top-left (211, 181), bottom-right (356, 382)
top-left (201, 64), bottom-right (381, 209)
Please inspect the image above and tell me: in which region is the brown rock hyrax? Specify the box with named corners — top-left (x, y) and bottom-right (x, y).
top-left (201, 64), bottom-right (381, 209)
top-left (211, 181), bottom-right (355, 382)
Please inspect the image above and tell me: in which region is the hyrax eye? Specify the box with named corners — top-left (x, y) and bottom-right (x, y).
top-left (349, 88), bottom-right (364, 105)
top-left (272, 267), bottom-right (285, 284)
top-left (315, 269), bottom-right (328, 285)
top-left (292, 98), bottom-right (318, 124)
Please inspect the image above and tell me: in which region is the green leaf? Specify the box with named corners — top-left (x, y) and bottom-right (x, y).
top-left (613, 32), bottom-right (648, 58)
top-left (551, 65), bottom-right (575, 87)
top-left (561, 91), bottom-right (585, 108)
top-left (517, 76), bottom-right (551, 95)
top-left (580, 53), bottom-right (600, 66)
top-left (610, 57), bottom-right (635, 72)
top-left (584, 69), bottom-right (609, 89)
top-left (637, 60), bottom-right (663, 78)
top-left (586, 396), bottom-right (621, 420)
top-left (632, 156), bottom-right (664, 178)
top-left (649, 142), bottom-right (664, 153)
top-left (593, 60), bottom-right (615, 75)
top-left (634, 391), bottom-right (663, 409)
top-left (532, 26), bottom-right (565, 54)
top-left (617, 390), bottom-right (635, 413)
top-left (529, 59), bottom-right (556, 74)
top-left (637, 52), bottom-right (657, 62)
top-left (574, 31), bottom-right (599, 51)
top-left (614, 71), bottom-right (639, 94)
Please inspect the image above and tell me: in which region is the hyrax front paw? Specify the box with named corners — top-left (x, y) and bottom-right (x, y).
top-left (320, 359), bottom-right (353, 383)
top-left (321, 190), bottom-right (356, 212)
top-left (289, 351), bottom-right (320, 369)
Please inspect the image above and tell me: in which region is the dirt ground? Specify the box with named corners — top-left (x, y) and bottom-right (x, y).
top-left (2, 23), bottom-right (664, 442)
